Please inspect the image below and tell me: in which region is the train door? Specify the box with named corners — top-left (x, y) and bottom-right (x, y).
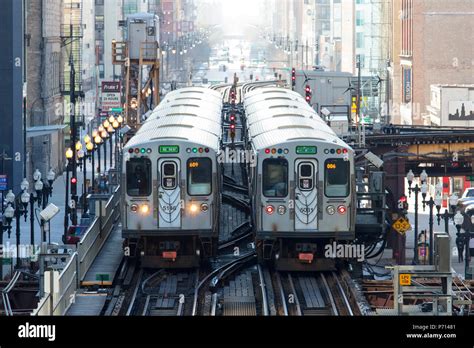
top-left (294, 159), bottom-right (318, 231)
top-left (158, 159), bottom-right (181, 228)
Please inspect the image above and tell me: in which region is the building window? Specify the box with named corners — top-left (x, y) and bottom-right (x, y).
top-left (403, 67), bottom-right (412, 103)
top-left (356, 32), bottom-right (364, 48)
top-left (356, 11), bottom-right (364, 26)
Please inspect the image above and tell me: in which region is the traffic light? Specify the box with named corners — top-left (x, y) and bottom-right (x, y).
top-left (71, 177), bottom-right (77, 196)
top-left (398, 195), bottom-right (408, 214)
top-left (230, 112), bottom-right (236, 142)
top-left (305, 85), bottom-right (312, 104)
top-left (291, 68), bottom-right (296, 89)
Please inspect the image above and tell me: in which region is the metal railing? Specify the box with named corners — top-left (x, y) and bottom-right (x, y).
top-left (32, 186), bottom-right (120, 316)
top-left (32, 252), bottom-right (78, 316)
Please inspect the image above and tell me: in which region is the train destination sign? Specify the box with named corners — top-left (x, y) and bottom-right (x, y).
top-left (296, 146), bottom-right (317, 155)
top-left (159, 145), bottom-right (180, 154)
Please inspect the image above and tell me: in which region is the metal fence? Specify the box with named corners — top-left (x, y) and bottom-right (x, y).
top-left (32, 186), bottom-right (120, 316)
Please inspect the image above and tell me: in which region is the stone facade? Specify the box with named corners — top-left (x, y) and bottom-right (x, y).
top-left (26, 0), bottom-right (64, 181)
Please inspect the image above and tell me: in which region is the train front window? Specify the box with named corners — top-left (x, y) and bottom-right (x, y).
top-left (187, 158), bottom-right (212, 196)
top-left (263, 159), bottom-right (288, 198)
top-left (325, 159), bottom-right (349, 197)
top-left (126, 158), bottom-right (152, 196)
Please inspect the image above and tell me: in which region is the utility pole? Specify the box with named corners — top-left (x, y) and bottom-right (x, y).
top-left (69, 24), bottom-right (78, 226)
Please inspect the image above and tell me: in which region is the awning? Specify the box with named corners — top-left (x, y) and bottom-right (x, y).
top-left (26, 125), bottom-right (67, 138)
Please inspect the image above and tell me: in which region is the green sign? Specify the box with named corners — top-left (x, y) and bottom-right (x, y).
top-left (159, 145), bottom-right (180, 154)
top-left (296, 146), bottom-right (317, 155)
top-left (96, 274), bottom-right (110, 281)
top-left (111, 108), bottom-right (123, 113)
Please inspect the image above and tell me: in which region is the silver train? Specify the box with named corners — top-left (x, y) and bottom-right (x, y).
top-left (122, 87), bottom-right (223, 268)
top-left (244, 87), bottom-right (356, 271)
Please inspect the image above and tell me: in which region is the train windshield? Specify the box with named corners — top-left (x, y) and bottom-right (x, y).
top-left (325, 159), bottom-right (350, 197)
top-left (263, 159), bottom-right (288, 197)
top-left (187, 158), bottom-right (212, 196)
top-left (126, 158), bottom-right (152, 196)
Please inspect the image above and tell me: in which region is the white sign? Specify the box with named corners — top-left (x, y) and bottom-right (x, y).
top-left (101, 81), bottom-right (122, 111)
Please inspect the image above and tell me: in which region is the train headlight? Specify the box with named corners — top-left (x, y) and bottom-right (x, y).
top-left (337, 205), bottom-right (347, 215)
top-left (140, 204), bottom-right (150, 215)
top-left (189, 203), bottom-right (199, 214)
top-left (131, 204), bottom-right (139, 213)
top-left (201, 203), bottom-right (209, 212)
top-left (265, 205), bottom-right (275, 215)
top-left (277, 205), bottom-right (286, 215)
top-left (326, 205), bottom-right (335, 215)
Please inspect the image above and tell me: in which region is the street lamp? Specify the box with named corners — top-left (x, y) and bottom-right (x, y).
top-left (1, 201), bottom-right (14, 279)
top-left (64, 148), bottom-right (73, 240)
top-left (86, 140), bottom-right (94, 194)
top-left (47, 169), bottom-right (55, 197)
top-left (107, 125), bottom-right (114, 168)
top-left (94, 134), bottom-right (103, 177)
top-left (100, 129), bottom-right (109, 172)
top-left (406, 170), bottom-right (428, 264)
top-left (13, 188), bottom-right (30, 268)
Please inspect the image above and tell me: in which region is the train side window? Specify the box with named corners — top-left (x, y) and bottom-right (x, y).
top-left (126, 158), bottom-right (152, 196)
top-left (325, 159), bottom-right (349, 197)
top-left (187, 158), bottom-right (212, 196)
top-left (263, 158), bottom-right (288, 198)
top-left (161, 161), bottom-right (177, 190)
top-left (298, 163), bottom-right (314, 191)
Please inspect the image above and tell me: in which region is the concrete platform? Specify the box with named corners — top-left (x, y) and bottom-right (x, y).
top-left (81, 225), bottom-right (124, 287)
top-left (66, 293), bottom-right (108, 316)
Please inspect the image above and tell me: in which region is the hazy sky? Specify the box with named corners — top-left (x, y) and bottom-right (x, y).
top-left (197, 0), bottom-right (263, 36)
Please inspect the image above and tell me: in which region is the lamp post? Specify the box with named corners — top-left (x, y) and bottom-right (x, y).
top-left (1, 196), bottom-right (14, 279)
top-left (64, 148), bottom-right (73, 241)
top-left (14, 187), bottom-right (30, 269)
top-left (100, 128), bottom-right (109, 173)
top-left (107, 124), bottom-right (114, 169)
top-left (102, 120), bottom-right (110, 170)
top-left (94, 133), bottom-right (103, 183)
top-left (406, 169), bottom-right (428, 264)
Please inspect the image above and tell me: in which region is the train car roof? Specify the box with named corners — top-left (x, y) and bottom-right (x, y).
top-left (244, 93), bottom-right (304, 109)
top-left (250, 128), bottom-right (349, 151)
top-left (125, 126), bottom-right (220, 151)
top-left (244, 89), bottom-right (351, 151)
top-left (125, 87), bottom-right (222, 151)
top-left (163, 87), bottom-right (222, 101)
top-left (246, 108), bottom-right (327, 127)
top-left (148, 104), bottom-right (222, 123)
top-left (138, 115), bottom-right (222, 138)
top-left (245, 100), bottom-right (314, 116)
top-left (244, 87), bottom-right (300, 99)
top-left (248, 116), bottom-right (336, 140)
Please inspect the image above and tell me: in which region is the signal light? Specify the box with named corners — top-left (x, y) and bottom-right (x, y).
top-left (337, 205), bottom-right (347, 215)
top-left (265, 205), bottom-right (275, 215)
top-left (291, 68), bottom-right (296, 88)
top-left (305, 85), bottom-right (312, 105)
top-left (71, 177), bottom-right (77, 196)
top-left (230, 114), bottom-right (236, 122)
top-left (230, 124), bottom-right (236, 130)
